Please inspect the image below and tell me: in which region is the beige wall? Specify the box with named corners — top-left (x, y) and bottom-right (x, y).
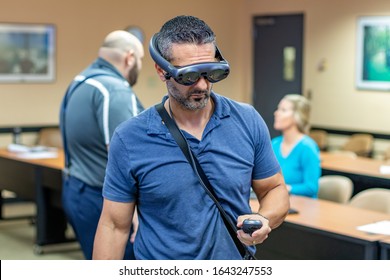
top-left (1, 0), bottom-right (390, 138)
top-left (241, 0), bottom-right (390, 135)
top-left (0, 0), bottom-right (242, 127)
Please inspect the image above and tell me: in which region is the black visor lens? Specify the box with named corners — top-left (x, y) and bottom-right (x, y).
top-left (207, 69), bottom-right (229, 83)
top-left (173, 63), bottom-right (230, 86)
top-left (176, 71), bottom-right (201, 85)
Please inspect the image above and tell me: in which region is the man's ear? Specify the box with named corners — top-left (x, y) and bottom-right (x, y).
top-left (126, 51), bottom-right (135, 68)
top-left (155, 63), bottom-right (167, 81)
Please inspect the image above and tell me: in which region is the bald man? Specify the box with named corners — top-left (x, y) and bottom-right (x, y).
top-left (59, 30), bottom-right (144, 259)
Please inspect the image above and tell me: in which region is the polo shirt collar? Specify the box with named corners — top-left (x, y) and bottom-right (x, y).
top-left (93, 57), bottom-right (124, 80)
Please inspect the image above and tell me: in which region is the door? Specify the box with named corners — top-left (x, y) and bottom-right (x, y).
top-left (253, 14), bottom-right (304, 138)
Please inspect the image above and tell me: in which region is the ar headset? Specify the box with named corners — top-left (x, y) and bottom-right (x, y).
top-left (149, 34), bottom-right (230, 86)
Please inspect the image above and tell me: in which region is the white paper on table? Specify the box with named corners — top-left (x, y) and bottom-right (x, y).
top-left (7, 143), bottom-right (31, 153)
top-left (357, 220), bottom-right (390, 235)
top-left (16, 151), bottom-right (58, 159)
top-left (8, 143), bottom-right (58, 159)
top-left (379, 165), bottom-right (390, 174)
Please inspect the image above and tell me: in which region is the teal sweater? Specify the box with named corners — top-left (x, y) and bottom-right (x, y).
top-left (272, 135), bottom-right (321, 198)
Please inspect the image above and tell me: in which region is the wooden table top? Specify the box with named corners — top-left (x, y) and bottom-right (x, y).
top-left (251, 195), bottom-right (390, 242)
top-left (320, 151), bottom-right (390, 179)
top-left (0, 147), bottom-right (64, 170)
top-left (2, 146), bottom-right (389, 243)
top-left (379, 236), bottom-right (390, 245)
top-left (0, 149), bottom-right (387, 178)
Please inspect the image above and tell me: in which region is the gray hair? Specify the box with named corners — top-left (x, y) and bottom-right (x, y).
top-left (155, 15), bottom-right (216, 62)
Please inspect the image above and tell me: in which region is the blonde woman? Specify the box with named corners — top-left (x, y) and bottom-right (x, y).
top-left (272, 94), bottom-right (320, 198)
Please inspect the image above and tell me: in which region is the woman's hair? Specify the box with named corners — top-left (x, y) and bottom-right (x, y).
top-left (283, 94), bottom-right (311, 134)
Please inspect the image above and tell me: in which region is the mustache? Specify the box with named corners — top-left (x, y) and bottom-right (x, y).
top-left (189, 90), bottom-right (209, 95)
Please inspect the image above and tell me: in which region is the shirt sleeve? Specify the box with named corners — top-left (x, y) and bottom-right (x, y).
top-left (107, 88), bottom-right (138, 143)
top-left (103, 130), bottom-right (137, 203)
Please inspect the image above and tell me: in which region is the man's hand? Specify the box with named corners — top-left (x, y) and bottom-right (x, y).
top-left (236, 214), bottom-right (271, 246)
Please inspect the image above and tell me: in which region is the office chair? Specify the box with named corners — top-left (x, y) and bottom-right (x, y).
top-left (383, 146), bottom-right (390, 162)
top-left (329, 150), bottom-right (357, 159)
top-left (318, 175), bottom-right (353, 204)
top-left (37, 127), bottom-right (63, 148)
top-left (309, 129), bottom-right (328, 151)
top-left (348, 188), bottom-right (390, 214)
top-left (341, 133), bottom-right (373, 158)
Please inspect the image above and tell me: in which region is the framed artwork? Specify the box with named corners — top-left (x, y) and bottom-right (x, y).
top-left (0, 23), bottom-right (55, 83)
top-left (356, 16), bottom-right (390, 91)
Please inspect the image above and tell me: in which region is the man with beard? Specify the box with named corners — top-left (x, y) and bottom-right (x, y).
top-left (59, 30), bottom-right (144, 259)
top-left (93, 16), bottom-right (289, 260)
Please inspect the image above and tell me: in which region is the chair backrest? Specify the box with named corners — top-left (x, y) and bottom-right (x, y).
top-left (309, 129), bottom-right (328, 151)
top-left (384, 146), bottom-right (390, 161)
top-left (348, 188), bottom-right (390, 214)
top-left (341, 133), bottom-right (373, 157)
top-left (329, 150), bottom-right (357, 159)
top-left (37, 128), bottom-right (63, 148)
top-left (318, 175), bottom-right (353, 204)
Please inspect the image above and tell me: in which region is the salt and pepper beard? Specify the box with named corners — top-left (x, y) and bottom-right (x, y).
top-left (166, 79), bottom-right (213, 111)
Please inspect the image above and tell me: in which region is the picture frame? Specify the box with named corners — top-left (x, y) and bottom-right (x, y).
top-left (356, 16), bottom-right (390, 91)
top-left (0, 23), bottom-right (55, 83)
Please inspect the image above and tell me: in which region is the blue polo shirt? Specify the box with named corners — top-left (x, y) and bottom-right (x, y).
top-left (103, 92), bottom-right (280, 259)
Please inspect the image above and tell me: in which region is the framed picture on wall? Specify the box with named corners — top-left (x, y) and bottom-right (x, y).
top-left (356, 16), bottom-right (390, 91)
top-left (0, 23), bottom-right (55, 83)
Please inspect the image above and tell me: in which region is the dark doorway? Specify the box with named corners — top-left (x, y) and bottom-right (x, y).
top-left (253, 14), bottom-right (304, 138)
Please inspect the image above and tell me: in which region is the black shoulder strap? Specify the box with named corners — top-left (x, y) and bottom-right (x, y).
top-left (155, 102), bottom-right (255, 260)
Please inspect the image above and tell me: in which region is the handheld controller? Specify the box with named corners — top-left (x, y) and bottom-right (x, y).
top-left (242, 219), bottom-right (263, 236)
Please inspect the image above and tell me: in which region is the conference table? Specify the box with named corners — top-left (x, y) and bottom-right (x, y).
top-left (320, 152), bottom-right (390, 196)
top-left (1, 147), bottom-right (390, 258)
top-left (251, 196), bottom-right (390, 259)
top-left (0, 148), bottom-right (68, 253)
